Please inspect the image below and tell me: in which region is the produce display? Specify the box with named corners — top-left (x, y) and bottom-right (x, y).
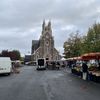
top-left (73, 66), bottom-right (81, 72)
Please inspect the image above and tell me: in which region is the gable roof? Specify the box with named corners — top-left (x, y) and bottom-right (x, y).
top-left (32, 40), bottom-right (40, 53)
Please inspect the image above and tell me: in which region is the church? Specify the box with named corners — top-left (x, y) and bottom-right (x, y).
top-left (31, 20), bottom-right (61, 61)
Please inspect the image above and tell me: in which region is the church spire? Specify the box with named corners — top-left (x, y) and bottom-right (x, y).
top-left (48, 20), bottom-right (51, 29)
top-left (48, 20), bottom-right (52, 35)
top-left (42, 20), bottom-right (45, 30)
top-left (42, 20), bottom-right (45, 34)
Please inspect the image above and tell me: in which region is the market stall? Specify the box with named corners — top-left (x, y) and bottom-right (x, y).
top-left (69, 56), bottom-right (82, 77)
top-left (82, 52), bottom-right (100, 83)
top-left (82, 52), bottom-right (100, 60)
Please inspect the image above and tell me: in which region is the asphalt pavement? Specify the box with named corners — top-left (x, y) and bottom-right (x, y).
top-left (0, 66), bottom-right (100, 100)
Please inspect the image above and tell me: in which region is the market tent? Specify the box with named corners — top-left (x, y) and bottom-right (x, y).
top-left (73, 56), bottom-right (82, 60)
top-left (66, 56), bottom-right (82, 61)
top-left (61, 57), bottom-right (66, 61)
top-left (66, 57), bottom-right (74, 61)
top-left (82, 52), bottom-right (100, 60)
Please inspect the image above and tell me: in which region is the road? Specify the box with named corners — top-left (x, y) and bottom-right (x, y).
top-left (0, 66), bottom-right (100, 100)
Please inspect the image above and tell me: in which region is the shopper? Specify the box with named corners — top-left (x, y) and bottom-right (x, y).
top-left (82, 62), bottom-right (88, 80)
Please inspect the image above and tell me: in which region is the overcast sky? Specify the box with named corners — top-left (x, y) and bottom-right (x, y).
top-left (0, 0), bottom-right (100, 56)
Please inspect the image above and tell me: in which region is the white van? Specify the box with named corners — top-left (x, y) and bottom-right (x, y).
top-left (36, 58), bottom-right (46, 70)
top-left (0, 57), bottom-right (12, 75)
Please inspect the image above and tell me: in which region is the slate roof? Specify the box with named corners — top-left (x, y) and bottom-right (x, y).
top-left (32, 40), bottom-right (40, 54)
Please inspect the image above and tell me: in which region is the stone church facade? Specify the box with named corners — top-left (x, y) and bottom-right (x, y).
top-left (31, 21), bottom-right (61, 61)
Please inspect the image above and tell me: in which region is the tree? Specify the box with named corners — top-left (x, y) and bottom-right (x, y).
top-left (63, 22), bottom-right (100, 58)
top-left (0, 50), bottom-right (21, 60)
top-left (84, 23), bottom-right (100, 53)
top-left (1, 50), bottom-right (9, 57)
top-left (12, 50), bottom-right (21, 60)
top-left (63, 32), bottom-right (82, 58)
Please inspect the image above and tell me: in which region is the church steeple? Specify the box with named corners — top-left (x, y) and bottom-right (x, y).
top-left (42, 20), bottom-right (45, 30)
top-left (42, 20), bottom-right (52, 35)
top-left (48, 20), bottom-right (51, 29)
top-left (48, 20), bottom-right (52, 34)
top-left (42, 20), bottom-right (45, 34)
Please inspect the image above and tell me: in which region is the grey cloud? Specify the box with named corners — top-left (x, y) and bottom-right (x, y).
top-left (0, 0), bottom-right (100, 55)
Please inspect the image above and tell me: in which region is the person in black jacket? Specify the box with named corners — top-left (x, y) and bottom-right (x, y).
top-left (82, 62), bottom-right (88, 80)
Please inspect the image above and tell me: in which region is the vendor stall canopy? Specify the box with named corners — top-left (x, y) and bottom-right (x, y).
top-left (82, 52), bottom-right (100, 60)
top-left (66, 56), bottom-right (82, 61)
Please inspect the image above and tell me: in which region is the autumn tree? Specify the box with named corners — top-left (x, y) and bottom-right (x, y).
top-left (63, 32), bottom-right (82, 58)
top-left (83, 23), bottom-right (100, 53)
top-left (63, 22), bottom-right (100, 59)
top-left (0, 50), bottom-right (21, 60)
top-left (1, 50), bottom-right (9, 57)
top-left (11, 50), bottom-right (21, 60)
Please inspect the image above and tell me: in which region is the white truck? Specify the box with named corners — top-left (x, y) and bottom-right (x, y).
top-left (36, 58), bottom-right (46, 70)
top-left (0, 57), bottom-right (12, 75)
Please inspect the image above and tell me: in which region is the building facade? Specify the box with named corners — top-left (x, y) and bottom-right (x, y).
top-left (31, 21), bottom-right (61, 61)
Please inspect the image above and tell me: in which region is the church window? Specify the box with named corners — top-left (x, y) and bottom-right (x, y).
top-left (46, 34), bottom-right (49, 38)
top-left (45, 40), bottom-right (49, 46)
top-left (46, 41), bottom-right (49, 46)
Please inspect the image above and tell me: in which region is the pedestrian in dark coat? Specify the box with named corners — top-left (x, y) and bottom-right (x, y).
top-left (82, 62), bottom-right (88, 80)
